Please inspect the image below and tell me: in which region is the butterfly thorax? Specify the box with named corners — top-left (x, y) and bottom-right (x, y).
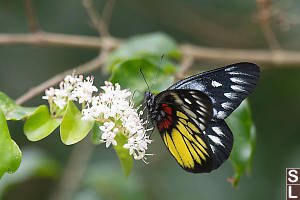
top-left (144, 91), bottom-right (159, 122)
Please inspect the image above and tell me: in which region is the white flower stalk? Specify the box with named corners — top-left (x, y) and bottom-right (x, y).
top-left (43, 74), bottom-right (153, 162)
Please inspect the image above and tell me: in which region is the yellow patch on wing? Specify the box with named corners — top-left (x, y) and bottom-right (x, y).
top-left (171, 129), bottom-right (194, 168)
top-left (162, 114), bottom-right (212, 170)
top-left (163, 133), bottom-right (183, 166)
top-left (184, 138), bottom-right (201, 164)
top-left (177, 111), bottom-right (188, 120)
top-left (177, 120), bottom-right (210, 159)
top-left (187, 122), bottom-right (200, 133)
top-left (194, 135), bottom-right (208, 151)
top-left (192, 144), bottom-right (206, 161)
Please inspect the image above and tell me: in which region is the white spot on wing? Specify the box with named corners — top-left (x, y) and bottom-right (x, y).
top-left (192, 94), bottom-right (199, 99)
top-left (199, 106), bottom-right (207, 113)
top-left (184, 98), bottom-right (192, 104)
top-left (197, 116), bottom-right (206, 124)
top-left (189, 114), bottom-right (206, 131)
top-left (213, 108), bottom-right (218, 117)
top-left (217, 111), bottom-right (226, 118)
top-left (212, 80), bottom-right (222, 87)
top-left (196, 109), bottom-right (205, 116)
top-left (208, 96), bottom-right (215, 104)
top-left (224, 92), bottom-right (238, 100)
top-left (230, 77), bottom-right (247, 84)
top-left (172, 93), bottom-right (183, 105)
top-left (212, 127), bottom-right (224, 136)
top-left (210, 145), bottom-right (216, 153)
top-left (199, 123), bottom-right (205, 130)
top-left (221, 102), bottom-right (233, 110)
top-left (225, 66), bottom-right (236, 72)
top-left (208, 135), bottom-right (224, 147)
top-left (228, 71), bottom-right (251, 76)
top-left (182, 106), bottom-right (197, 119)
top-left (196, 100), bottom-right (206, 107)
top-left (231, 85), bottom-right (246, 92)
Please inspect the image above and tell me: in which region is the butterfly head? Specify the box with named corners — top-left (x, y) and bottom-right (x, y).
top-left (144, 91), bottom-right (155, 109)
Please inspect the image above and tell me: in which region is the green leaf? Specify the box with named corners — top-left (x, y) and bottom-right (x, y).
top-left (91, 122), bottom-right (103, 145)
top-left (6, 106), bottom-right (37, 121)
top-left (227, 100), bottom-right (256, 187)
top-left (106, 32), bottom-right (180, 70)
top-left (0, 92), bottom-right (18, 116)
top-left (0, 92), bottom-right (37, 120)
top-left (24, 105), bottom-right (62, 141)
top-left (0, 147), bottom-right (60, 196)
top-left (110, 58), bottom-right (176, 102)
top-left (114, 134), bottom-right (133, 178)
top-left (60, 101), bottom-right (94, 145)
top-left (0, 110), bottom-right (22, 178)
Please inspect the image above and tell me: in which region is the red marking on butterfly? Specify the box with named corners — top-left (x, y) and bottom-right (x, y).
top-left (158, 104), bottom-right (173, 132)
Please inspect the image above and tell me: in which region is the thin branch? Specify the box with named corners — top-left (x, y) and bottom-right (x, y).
top-left (0, 32), bottom-right (122, 49)
top-left (2, 33), bottom-right (300, 67)
top-left (102, 0), bottom-right (116, 28)
top-left (256, 0), bottom-right (281, 50)
top-left (82, 0), bottom-right (109, 36)
top-left (175, 55), bottom-right (194, 81)
top-left (23, 0), bottom-right (40, 32)
top-left (16, 51), bottom-right (108, 105)
top-left (180, 44), bottom-right (300, 66)
top-left (48, 138), bottom-right (95, 200)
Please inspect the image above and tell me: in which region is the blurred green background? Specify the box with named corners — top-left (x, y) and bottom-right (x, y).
top-left (1, 0), bottom-right (300, 199)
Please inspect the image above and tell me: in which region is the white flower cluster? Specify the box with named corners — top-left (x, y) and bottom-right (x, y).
top-left (82, 81), bottom-right (153, 161)
top-left (42, 75), bottom-right (97, 109)
top-left (43, 75), bottom-right (153, 161)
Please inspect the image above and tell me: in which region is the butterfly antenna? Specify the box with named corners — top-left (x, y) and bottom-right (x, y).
top-left (139, 68), bottom-right (151, 91)
top-left (132, 89), bottom-right (138, 100)
top-left (153, 54), bottom-right (165, 82)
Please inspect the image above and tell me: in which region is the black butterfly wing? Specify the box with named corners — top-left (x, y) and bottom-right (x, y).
top-left (154, 89), bottom-right (233, 172)
top-left (168, 62), bottom-right (260, 119)
top-left (203, 119), bottom-right (233, 170)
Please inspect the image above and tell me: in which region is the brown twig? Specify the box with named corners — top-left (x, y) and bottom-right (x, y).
top-left (16, 51), bottom-right (108, 105)
top-left (102, 0), bottom-right (116, 28)
top-left (82, 0), bottom-right (109, 36)
top-left (180, 44), bottom-right (300, 66)
top-left (0, 32), bottom-right (122, 49)
top-left (2, 33), bottom-right (300, 66)
top-left (23, 0), bottom-right (40, 32)
top-left (175, 55), bottom-right (194, 81)
top-left (256, 0), bottom-right (281, 50)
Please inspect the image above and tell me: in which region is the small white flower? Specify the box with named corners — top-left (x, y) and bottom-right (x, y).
top-left (53, 97), bottom-right (67, 109)
top-left (42, 87), bottom-right (55, 100)
top-left (81, 108), bottom-right (95, 121)
top-left (71, 76), bottom-right (98, 104)
top-left (100, 123), bottom-right (118, 148)
top-left (100, 121), bottom-right (115, 132)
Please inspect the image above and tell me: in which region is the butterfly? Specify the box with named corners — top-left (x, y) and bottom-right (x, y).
top-left (144, 62), bottom-right (260, 173)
